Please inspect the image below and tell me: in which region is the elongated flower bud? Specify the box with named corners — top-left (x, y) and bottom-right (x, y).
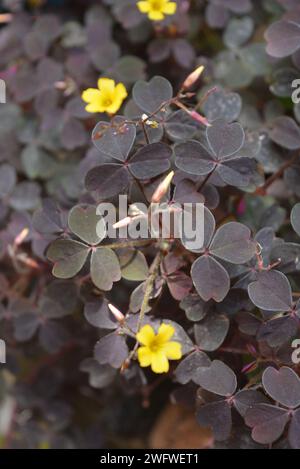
top-left (151, 171), bottom-right (174, 203)
top-left (108, 303), bottom-right (125, 322)
top-left (182, 65), bottom-right (204, 90)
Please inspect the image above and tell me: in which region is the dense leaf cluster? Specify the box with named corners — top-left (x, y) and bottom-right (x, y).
top-left (1, 0), bottom-right (300, 450)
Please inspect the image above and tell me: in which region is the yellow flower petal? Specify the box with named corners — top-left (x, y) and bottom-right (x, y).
top-left (163, 341), bottom-right (182, 360)
top-left (85, 102), bottom-right (102, 113)
top-left (148, 10), bottom-right (164, 20)
top-left (137, 1), bottom-right (151, 13)
top-left (136, 324), bottom-right (155, 346)
top-left (81, 88), bottom-right (101, 104)
top-left (162, 1), bottom-right (177, 15)
top-left (137, 346), bottom-right (152, 367)
top-left (151, 351), bottom-right (169, 373)
top-left (114, 83), bottom-right (128, 100)
top-left (97, 78), bottom-right (115, 93)
top-left (105, 99), bottom-right (123, 115)
top-left (157, 323), bottom-right (175, 343)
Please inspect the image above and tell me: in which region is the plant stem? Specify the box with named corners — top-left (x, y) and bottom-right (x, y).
top-left (256, 153), bottom-right (298, 195)
top-left (102, 239), bottom-right (155, 250)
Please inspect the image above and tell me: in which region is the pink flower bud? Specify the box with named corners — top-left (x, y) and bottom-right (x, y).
top-left (108, 304), bottom-right (125, 322)
top-left (182, 65), bottom-right (205, 90)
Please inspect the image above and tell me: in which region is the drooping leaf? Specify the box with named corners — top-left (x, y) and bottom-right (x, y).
top-left (90, 248), bottom-right (121, 291)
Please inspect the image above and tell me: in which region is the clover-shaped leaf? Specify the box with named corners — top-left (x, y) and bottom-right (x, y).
top-left (191, 216), bottom-right (255, 302)
top-left (207, 119), bottom-right (245, 158)
top-left (210, 222), bottom-right (255, 264)
top-left (194, 360), bottom-right (237, 396)
top-left (174, 351), bottom-right (211, 385)
top-left (262, 367), bottom-right (300, 409)
top-left (203, 88), bottom-right (242, 123)
top-left (246, 404), bottom-right (290, 445)
top-left (92, 118), bottom-right (136, 161)
top-left (191, 255), bottom-right (230, 302)
top-left (175, 119), bottom-right (253, 188)
top-left (47, 240), bottom-right (90, 279)
top-left (248, 270), bottom-right (293, 311)
top-left (269, 116), bottom-right (300, 150)
top-left (132, 76), bottom-right (173, 115)
top-left (265, 20), bottom-right (300, 58)
top-left (94, 332), bottom-right (129, 369)
top-left (68, 204), bottom-right (106, 246)
top-left (86, 133), bottom-right (171, 199)
top-left (48, 204), bottom-right (121, 291)
top-left (194, 313), bottom-right (229, 352)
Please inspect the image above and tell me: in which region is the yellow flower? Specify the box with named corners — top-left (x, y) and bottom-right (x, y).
top-left (81, 78), bottom-right (128, 115)
top-left (137, 0), bottom-right (177, 21)
top-left (137, 323), bottom-right (182, 373)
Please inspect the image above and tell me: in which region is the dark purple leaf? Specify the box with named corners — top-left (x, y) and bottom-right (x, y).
top-left (265, 20), bottom-right (300, 58)
top-left (197, 400), bottom-right (232, 441)
top-left (92, 119), bottom-right (136, 161)
top-left (132, 76), bottom-right (173, 115)
top-left (129, 143), bottom-right (171, 179)
top-left (194, 360), bottom-right (237, 396)
top-left (194, 313), bottom-right (229, 352)
top-left (191, 255), bottom-right (230, 302)
top-left (174, 351), bottom-right (211, 384)
top-left (269, 116), bottom-right (300, 150)
top-left (94, 332), bottom-right (129, 368)
top-left (85, 164), bottom-right (130, 199)
top-left (245, 404), bottom-right (289, 445)
top-left (262, 366), bottom-right (300, 409)
top-left (248, 271), bottom-right (293, 311)
top-left (210, 222), bottom-right (255, 264)
top-left (207, 119), bottom-right (245, 159)
top-left (84, 298), bottom-right (117, 329)
top-left (234, 390), bottom-right (269, 418)
top-left (289, 409), bottom-right (300, 449)
top-left (175, 140), bottom-right (215, 176)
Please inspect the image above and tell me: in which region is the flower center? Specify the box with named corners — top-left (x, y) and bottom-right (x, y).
top-left (103, 98), bottom-right (113, 107)
top-left (151, 0), bottom-right (163, 11)
top-left (149, 338), bottom-right (162, 353)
